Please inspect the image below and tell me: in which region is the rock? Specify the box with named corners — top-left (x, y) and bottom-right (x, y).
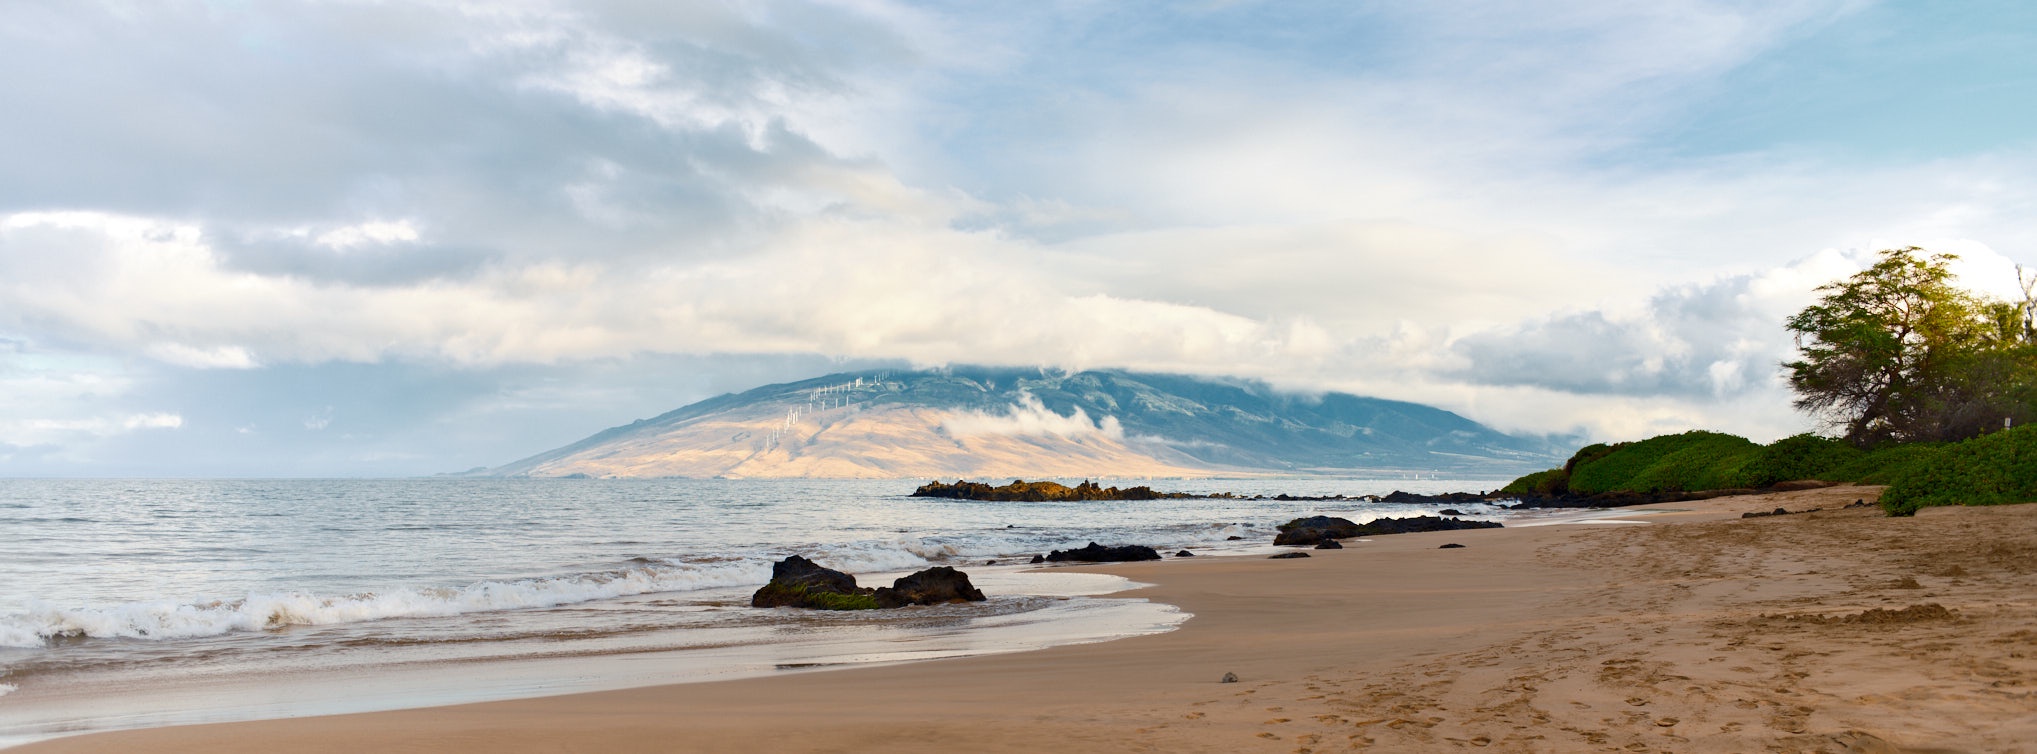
top-left (752, 558), bottom-right (989, 611)
top-left (1275, 514), bottom-right (1502, 545)
top-left (872, 566), bottom-right (987, 608)
top-left (1225, 535), bottom-right (1245, 541)
top-left (1379, 490), bottom-right (1490, 506)
top-left (1438, 509), bottom-right (1465, 517)
top-left (1773, 507), bottom-right (1789, 515)
top-left (1314, 539), bottom-right (1343, 550)
top-left (1045, 542), bottom-right (1163, 563)
top-left (1439, 543), bottom-right (1466, 549)
top-left (985, 560), bottom-right (997, 566)
top-left (751, 556), bottom-right (878, 610)
top-left (1268, 552), bottom-right (1311, 559)
top-left (1029, 554), bottom-right (1046, 564)
top-left (911, 479), bottom-right (1193, 502)
top-left (1220, 672), bottom-right (1238, 683)
top-left (1274, 515), bottom-right (1360, 545)
top-left (1175, 550), bottom-right (1195, 557)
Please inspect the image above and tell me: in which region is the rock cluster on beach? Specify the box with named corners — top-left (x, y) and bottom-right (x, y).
top-left (1030, 542), bottom-right (1163, 563)
top-left (911, 479), bottom-right (1193, 502)
top-left (751, 556), bottom-right (986, 610)
top-left (1273, 514), bottom-right (1503, 546)
top-left (909, 478), bottom-right (1831, 514)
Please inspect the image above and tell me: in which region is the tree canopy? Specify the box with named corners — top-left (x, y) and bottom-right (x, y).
top-left (1784, 247), bottom-right (2036, 446)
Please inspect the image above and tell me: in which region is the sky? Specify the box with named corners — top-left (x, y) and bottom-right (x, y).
top-left (2, 0), bottom-right (2035, 476)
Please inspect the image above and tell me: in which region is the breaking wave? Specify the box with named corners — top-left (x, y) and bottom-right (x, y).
top-left (0, 558), bottom-right (772, 648)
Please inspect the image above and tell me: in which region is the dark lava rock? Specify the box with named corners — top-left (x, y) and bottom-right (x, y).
top-left (1273, 515), bottom-right (1361, 545)
top-left (911, 479), bottom-right (1192, 502)
top-left (1314, 539), bottom-right (1343, 550)
top-left (1175, 550), bottom-right (1196, 557)
top-left (1045, 542), bottom-right (1163, 563)
top-left (1438, 508), bottom-right (1465, 517)
top-left (1225, 535), bottom-right (1245, 541)
top-left (1029, 554), bottom-right (1046, 564)
top-left (1439, 543), bottom-right (1466, 549)
top-left (753, 558), bottom-right (989, 610)
top-left (872, 566), bottom-right (987, 608)
top-left (751, 556), bottom-right (877, 610)
top-left (1275, 515), bottom-right (1502, 546)
top-left (985, 560), bottom-right (996, 566)
top-left (1379, 490), bottom-right (1492, 506)
top-left (1268, 552), bottom-right (1311, 559)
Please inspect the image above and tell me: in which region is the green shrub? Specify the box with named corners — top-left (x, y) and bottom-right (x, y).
top-left (1563, 443), bottom-right (1620, 473)
top-left (1740, 433), bottom-right (1864, 487)
top-left (1825, 443), bottom-right (1943, 485)
top-left (1879, 425), bottom-right (2037, 515)
top-left (1506, 426), bottom-right (2033, 511)
top-left (1500, 468), bottom-right (1568, 495)
top-left (1565, 431), bottom-right (1761, 494)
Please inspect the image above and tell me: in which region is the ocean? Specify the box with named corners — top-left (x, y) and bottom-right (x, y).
top-left (0, 476), bottom-right (1517, 745)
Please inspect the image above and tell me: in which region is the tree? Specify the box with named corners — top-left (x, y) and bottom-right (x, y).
top-left (1783, 247), bottom-right (1995, 446)
top-left (2019, 264), bottom-right (2037, 342)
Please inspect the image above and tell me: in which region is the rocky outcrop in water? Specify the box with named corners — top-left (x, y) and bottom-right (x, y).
top-left (872, 566), bottom-right (986, 608)
top-left (1043, 542), bottom-right (1163, 562)
top-left (752, 556), bottom-right (987, 610)
top-left (912, 479), bottom-right (1193, 502)
top-left (751, 555), bottom-right (878, 610)
top-left (1274, 515), bottom-right (1503, 546)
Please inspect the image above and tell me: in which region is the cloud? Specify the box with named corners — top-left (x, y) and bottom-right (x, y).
top-left (314, 221), bottom-right (421, 250)
top-left (3, 1), bottom-right (2037, 475)
top-left (146, 344), bottom-right (260, 370)
top-left (1448, 250), bottom-right (1860, 399)
top-left (941, 393), bottom-right (1124, 440)
top-left (10, 412), bottom-right (181, 441)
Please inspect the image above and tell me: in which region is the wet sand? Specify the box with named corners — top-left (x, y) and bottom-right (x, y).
top-left (21, 486), bottom-right (2037, 753)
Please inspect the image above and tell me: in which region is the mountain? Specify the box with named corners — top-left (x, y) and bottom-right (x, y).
top-left (482, 367), bottom-right (1564, 479)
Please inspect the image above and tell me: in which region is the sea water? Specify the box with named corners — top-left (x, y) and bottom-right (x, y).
top-left (0, 476), bottom-right (1514, 745)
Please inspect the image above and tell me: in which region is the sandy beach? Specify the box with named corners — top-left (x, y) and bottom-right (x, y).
top-left (21, 486), bottom-right (2036, 754)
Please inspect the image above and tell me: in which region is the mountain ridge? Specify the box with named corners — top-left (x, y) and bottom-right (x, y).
top-left (482, 367), bottom-right (1564, 479)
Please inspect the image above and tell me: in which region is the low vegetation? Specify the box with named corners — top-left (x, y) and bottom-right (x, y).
top-left (1504, 248), bottom-right (2034, 517)
top-left (1501, 425), bottom-right (2034, 516)
top-left (1879, 425), bottom-right (2037, 515)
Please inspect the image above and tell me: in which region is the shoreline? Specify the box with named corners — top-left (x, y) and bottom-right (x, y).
top-left (19, 485), bottom-right (2037, 752)
top-left (0, 569), bottom-right (1186, 749)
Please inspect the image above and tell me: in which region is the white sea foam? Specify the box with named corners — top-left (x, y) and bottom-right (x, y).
top-left (0, 559), bottom-right (773, 648)
top-left (0, 683), bottom-right (15, 697)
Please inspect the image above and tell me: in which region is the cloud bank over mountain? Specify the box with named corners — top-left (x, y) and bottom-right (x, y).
top-left (2, 1), bottom-right (2034, 474)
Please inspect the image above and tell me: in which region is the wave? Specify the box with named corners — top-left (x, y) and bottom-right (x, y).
top-left (0, 520), bottom-right (1290, 650)
top-left (0, 559), bottom-right (772, 649)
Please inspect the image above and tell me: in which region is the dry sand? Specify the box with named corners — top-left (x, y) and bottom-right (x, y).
top-left (23, 486), bottom-right (2037, 753)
